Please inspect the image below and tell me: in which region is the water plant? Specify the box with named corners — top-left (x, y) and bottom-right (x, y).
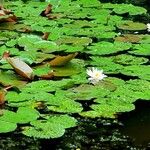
top-left (0, 0), bottom-right (150, 139)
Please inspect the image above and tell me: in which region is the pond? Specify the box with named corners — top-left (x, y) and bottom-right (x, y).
top-left (0, 0), bottom-right (150, 149)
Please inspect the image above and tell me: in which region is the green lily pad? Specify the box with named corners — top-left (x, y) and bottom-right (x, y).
top-left (0, 120), bottom-right (17, 133)
top-left (117, 21), bottom-right (147, 31)
top-left (56, 36), bottom-right (92, 46)
top-left (0, 107), bottom-right (39, 124)
top-left (48, 100), bottom-right (83, 113)
top-left (33, 65), bottom-right (53, 77)
top-left (90, 56), bottom-right (123, 74)
top-left (80, 110), bottom-right (116, 118)
top-left (110, 54), bottom-right (149, 65)
top-left (21, 79), bottom-right (75, 94)
top-left (87, 41), bottom-right (132, 55)
top-left (113, 4), bottom-right (147, 15)
top-left (68, 82), bottom-right (114, 101)
top-left (6, 90), bottom-right (54, 104)
top-left (0, 107), bottom-right (39, 133)
top-left (0, 71), bottom-right (27, 88)
top-left (121, 65), bottom-right (150, 80)
top-left (22, 115), bottom-right (77, 139)
top-left (77, 0), bottom-right (101, 7)
top-left (115, 34), bottom-right (141, 43)
top-left (129, 43), bottom-right (150, 56)
top-left (0, 45), bottom-right (19, 56)
top-left (52, 59), bottom-right (85, 77)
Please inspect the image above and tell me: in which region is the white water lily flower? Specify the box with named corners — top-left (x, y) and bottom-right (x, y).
top-left (147, 23), bottom-right (150, 32)
top-left (86, 67), bottom-right (107, 85)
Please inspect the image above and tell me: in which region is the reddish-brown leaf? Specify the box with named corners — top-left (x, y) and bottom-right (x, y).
top-left (0, 90), bottom-right (5, 105)
top-left (40, 4), bottom-right (52, 17)
top-left (49, 53), bottom-right (78, 67)
top-left (6, 57), bottom-right (34, 80)
top-left (40, 72), bottom-right (54, 79)
top-left (0, 7), bottom-right (17, 22)
top-left (42, 32), bottom-right (50, 40)
top-left (2, 51), bottom-right (10, 59)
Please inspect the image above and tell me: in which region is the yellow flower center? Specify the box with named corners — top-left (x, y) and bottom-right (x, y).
top-left (95, 73), bottom-right (100, 77)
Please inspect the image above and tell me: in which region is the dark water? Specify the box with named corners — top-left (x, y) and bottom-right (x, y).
top-left (118, 100), bottom-right (150, 147)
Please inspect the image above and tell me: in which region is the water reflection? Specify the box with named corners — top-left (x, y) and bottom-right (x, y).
top-left (119, 100), bottom-right (150, 146)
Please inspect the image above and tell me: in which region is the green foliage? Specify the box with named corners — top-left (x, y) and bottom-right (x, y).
top-left (121, 65), bottom-right (150, 80)
top-left (52, 59), bottom-right (85, 77)
top-left (21, 79), bottom-right (75, 93)
top-left (129, 43), bottom-right (150, 56)
top-left (68, 83), bottom-right (112, 100)
top-left (112, 4), bottom-right (147, 15)
top-left (90, 103), bottom-right (135, 117)
top-left (110, 54), bottom-right (148, 65)
top-left (0, 71), bottom-right (27, 88)
top-left (22, 115), bottom-right (77, 138)
top-left (0, 107), bottom-right (39, 133)
top-left (117, 21), bottom-right (147, 31)
top-left (0, 120), bottom-right (17, 133)
top-left (33, 65), bottom-right (52, 76)
top-left (0, 0), bottom-right (150, 139)
top-left (48, 100), bottom-right (83, 113)
top-left (87, 41), bottom-right (132, 55)
top-left (0, 107), bottom-right (39, 124)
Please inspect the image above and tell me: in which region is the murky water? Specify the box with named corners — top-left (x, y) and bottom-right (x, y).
top-left (119, 100), bottom-right (150, 147)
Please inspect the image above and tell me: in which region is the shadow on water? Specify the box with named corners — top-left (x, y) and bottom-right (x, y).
top-left (118, 100), bottom-right (150, 147)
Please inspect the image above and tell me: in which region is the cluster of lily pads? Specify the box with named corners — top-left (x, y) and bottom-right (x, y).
top-left (0, 0), bottom-right (150, 139)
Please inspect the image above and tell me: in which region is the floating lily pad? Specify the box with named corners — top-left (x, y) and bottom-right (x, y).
top-left (6, 90), bottom-right (54, 104)
top-left (113, 4), bottom-right (147, 15)
top-left (117, 21), bottom-right (147, 31)
top-left (115, 34), bottom-right (141, 43)
top-left (52, 59), bottom-right (85, 77)
top-left (21, 79), bottom-right (75, 94)
top-left (91, 103), bottom-right (135, 115)
top-left (87, 41), bottom-right (132, 55)
top-left (68, 81), bottom-right (115, 101)
top-left (77, 0), bottom-right (101, 7)
top-left (110, 54), bottom-right (149, 65)
top-left (139, 35), bottom-right (150, 44)
top-left (0, 45), bottom-right (19, 56)
top-left (0, 107), bottom-right (39, 133)
top-left (0, 120), bottom-right (17, 133)
top-left (80, 110), bottom-right (116, 118)
top-left (56, 36), bottom-right (92, 46)
top-left (121, 65), bottom-right (150, 80)
top-left (0, 71), bottom-right (27, 88)
top-left (90, 56), bottom-right (123, 74)
top-left (22, 115), bottom-right (77, 139)
top-left (33, 65), bottom-right (53, 78)
top-left (129, 43), bottom-right (150, 56)
top-left (48, 100), bottom-right (83, 113)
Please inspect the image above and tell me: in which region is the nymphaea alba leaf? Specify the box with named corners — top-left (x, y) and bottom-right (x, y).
top-left (2, 51), bottom-right (10, 59)
top-left (6, 57), bottom-right (34, 80)
top-left (0, 7), bottom-right (17, 22)
top-left (0, 90), bottom-right (5, 105)
top-left (49, 53), bottom-right (78, 67)
top-left (40, 4), bottom-right (52, 17)
top-left (42, 32), bottom-right (50, 40)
